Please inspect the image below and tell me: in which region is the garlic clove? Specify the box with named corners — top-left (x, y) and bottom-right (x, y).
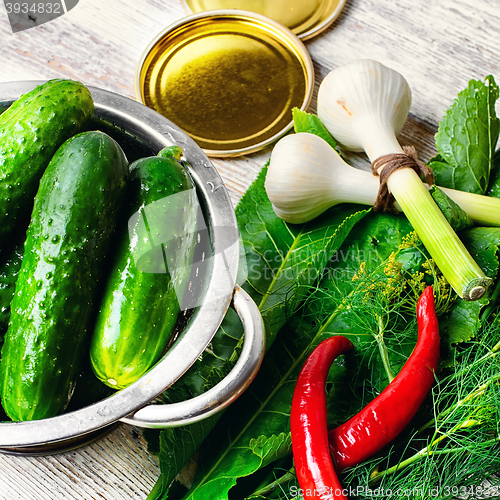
top-left (317, 59), bottom-right (411, 161)
top-left (265, 132), bottom-right (378, 224)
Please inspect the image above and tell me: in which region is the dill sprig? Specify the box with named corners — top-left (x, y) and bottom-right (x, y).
top-left (343, 316), bottom-right (500, 500)
top-left (242, 255), bottom-right (500, 499)
top-left (348, 230), bottom-right (456, 320)
top-left (298, 230), bottom-right (457, 388)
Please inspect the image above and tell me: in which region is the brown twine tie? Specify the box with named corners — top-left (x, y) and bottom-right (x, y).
top-left (371, 145), bottom-right (435, 212)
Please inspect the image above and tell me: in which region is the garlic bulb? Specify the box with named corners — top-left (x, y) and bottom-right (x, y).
top-left (265, 132), bottom-right (500, 227)
top-left (314, 59), bottom-right (492, 301)
top-left (265, 132), bottom-right (379, 224)
top-left (317, 59), bottom-right (411, 160)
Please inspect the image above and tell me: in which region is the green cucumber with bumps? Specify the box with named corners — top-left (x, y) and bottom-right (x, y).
top-left (0, 79), bottom-right (94, 244)
top-left (0, 130), bottom-right (128, 421)
top-left (90, 149), bottom-right (198, 389)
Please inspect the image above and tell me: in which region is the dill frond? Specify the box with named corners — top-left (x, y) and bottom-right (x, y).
top-left (343, 316), bottom-right (500, 500)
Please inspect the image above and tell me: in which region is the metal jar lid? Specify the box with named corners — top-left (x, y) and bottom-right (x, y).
top-left (180, 0), bottom-right (347, 40)
top-left (135, 10), bottom-right (314, 157)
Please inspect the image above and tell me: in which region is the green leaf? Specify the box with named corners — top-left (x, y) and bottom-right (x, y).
top-left (432, 75), bottom-right (500, 194)
top-left (429, 185), bottom-right (474, 231)
top-left (146, 474), bottom-right (169, 500)
top-left (236, 166), bottom-right (368, 346)
top-left (292, 107), bottom-right (338, 149)
top-left (486, 148), bottom-right (500, 197)
top-left (249, 433), bottom-right (293, 465)
top-left (144, 310), bottom-right (243, 493)
top-left (428, 154), bottom-right (454, 189)
top-left (439, 299), bottom-right (486, 348)
top-left (169, 214), bottom-right (425, 500)
top-left (438, 227), bottom-right (500, 349)
top-left (462, 227), bottom-right (500, 278)
top-left (146, 166), bottom-right (368, 496)
top-left (319, 211), bottom-right (416, 300)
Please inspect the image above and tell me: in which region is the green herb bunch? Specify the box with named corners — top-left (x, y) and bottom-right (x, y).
top-left (345, 316), bottom-right (500, 500)
top-left (145, 75), bottom-right (500, 500)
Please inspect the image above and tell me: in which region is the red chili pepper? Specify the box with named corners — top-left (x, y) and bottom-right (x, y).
top-left (328, 285), bottom-right (440, 472)
top-left (290, 335), bottom-right (354, 499)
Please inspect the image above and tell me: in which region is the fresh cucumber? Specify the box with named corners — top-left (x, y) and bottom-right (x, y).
top-left (0, 131), bottom-right (128, 421)
top-left (90, 151), bottom-right (198, 389)
top-left (0, 79), bottom-right (94, 244)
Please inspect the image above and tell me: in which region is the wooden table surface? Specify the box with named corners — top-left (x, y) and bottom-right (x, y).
top-left (0, 0), bottom-right (499, 498)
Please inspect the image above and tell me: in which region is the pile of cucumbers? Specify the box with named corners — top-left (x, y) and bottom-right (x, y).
top-left (0, 80), bottom-right (197, 422)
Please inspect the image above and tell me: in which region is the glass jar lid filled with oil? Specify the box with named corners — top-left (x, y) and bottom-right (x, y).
top-left (136, 11), bottom-right (314, 157)
top-left (180, 0), bottom-right (347, 40)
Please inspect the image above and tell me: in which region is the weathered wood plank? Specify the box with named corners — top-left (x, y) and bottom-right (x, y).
top-left (0, 425), bottom-right (159, 499)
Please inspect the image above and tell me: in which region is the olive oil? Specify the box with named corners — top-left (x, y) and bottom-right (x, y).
top-left (136, 12), bottom-right (313, 156)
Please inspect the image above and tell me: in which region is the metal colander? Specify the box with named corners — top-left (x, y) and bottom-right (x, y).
top-left (0, 82), bottom-right (264, 455)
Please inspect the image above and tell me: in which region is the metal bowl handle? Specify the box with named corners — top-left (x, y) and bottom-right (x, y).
top-left (119, 285), bottom-right (265, 429)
